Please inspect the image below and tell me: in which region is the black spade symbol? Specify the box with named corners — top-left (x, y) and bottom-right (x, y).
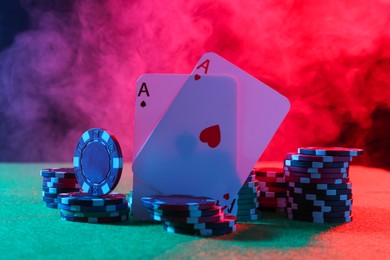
top-left (140, 101), bottom-right (146, 108)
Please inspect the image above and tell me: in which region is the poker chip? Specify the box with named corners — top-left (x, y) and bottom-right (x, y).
top-left (150, 212), bottom-right (224, 224)
top-left (40, 168), bottom-right (76, 178)
top-left (258, 182), bottom-right (287, 189)
top-left (73, 128), bottom-right (123, 196)
top-left (58, 192), bottom-right (127, 206)
top-left (43, 181), bottom-right (82, 189)
top-left (284, 159), bottom-right (349, 169)
top-left (288, 181), bottom-right (352, 190)
top-left (246, 173), bottom-right (256, 182)
top-left (287, 208), bottom-right (352, 218)
top-left (45, 202), bottom-right (58, 209)
top-left (259, 191), bottom-right (287, 198)
top-left (58, 202), bottom-right (129, 212)
top-left (284, 166), bottom-right (349, 174)
top-left (298, 147), bottom-right (363, 157)
top-left (285, 153), bottom-right (353, 162)
top-left (165, 214), bottom-right (237, 230)
top-left (43, 177), bottom-right (79, 184)
top-left (287, 213), bottom-right (353, 224)
top-left (237, 208), bottom-right (256, 215)
top-left (60, 208), bottom-right (130, 218)
top-left (42, 196), bottom-right (59, 204)
top-left (241, 181), bottom-right (259, 189)
top-left (284, 171), bottom-right (349, 179)
top-left (289, 203), bottom-right (353, 212)
top-left (149, 206), bottom-right (222, 218)
top-left (237, 186), bottom-right (258, 194)
top-left (285, 176), bottom-right (350, 184)
top-left (60, 213), bottom-right (128, 223)
top-left (253, 167), bottom-right (284, 177)
top-left (288, 187), bottom-right (352, 196)
top-left (141, 195), bottom-right (217, 211)
top-left (236, 202), bottom-right (260, 209)
top-left (255, 176), bottom-right (285, 183)
top-left (287, 191), bottom-right (352, 201)
top-left (236, 191), bottom-right (260, 199)
top-left (236, 210), bottom-right (262, 222)
top-left (163, 223), bottom-right (236, 236)
top-left (288, 197), bottom-right (353, 207)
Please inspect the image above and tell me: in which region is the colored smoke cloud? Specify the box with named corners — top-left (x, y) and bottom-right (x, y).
top-left (0, 0), bottom-right (389, 169)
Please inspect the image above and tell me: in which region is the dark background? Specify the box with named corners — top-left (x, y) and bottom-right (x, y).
top-left (0, 0), bottom-right (389, 169)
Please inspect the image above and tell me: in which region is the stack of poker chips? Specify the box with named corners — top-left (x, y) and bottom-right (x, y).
top-left (284, 147), bottom-right (363, 224)
top-left (40, 168), bottom-right (81, 209)
top-left (57, 192), bottom-right (130, 223)
top-left (254, 167), bottom-right (287, 212)
top-left (235, 171), bottom-right (262, 222)
top-left (142, 195), bottom-right (237, 236)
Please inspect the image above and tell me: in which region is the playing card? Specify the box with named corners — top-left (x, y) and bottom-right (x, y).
top-left (193, 52), bottom-right (290, 182)
top-left (133, 74), bottom-right (189, 160)
top-left (132, 75), bottom-right (239, 220)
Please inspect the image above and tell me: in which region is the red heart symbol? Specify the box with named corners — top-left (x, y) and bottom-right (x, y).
top-left (223, 193), bottom-right (230, 200)
top-left (194, 74), bottom-right (201, 80)
top-left (199, 125), bottom-right (221, 148)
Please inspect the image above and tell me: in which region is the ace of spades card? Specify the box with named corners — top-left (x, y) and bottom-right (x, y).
top-left (132, 75), bottom-right (240, 220)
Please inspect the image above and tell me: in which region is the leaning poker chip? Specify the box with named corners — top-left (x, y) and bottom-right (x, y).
top-left (288, 187), bottom-right (352, 196)
top-left (287, 191), bottom-right (352, 201)
top-left (58, 192), bottom-right (127, 206)
top-left (58, 202), bottom-right (129, 212)
top-left (73, 128), bottom-right (123, 196)
top-left (285, 153), bottom-right (353, 163)
top-left (151, 212), bottom-right (224, 224)
top-left (285, 176), bottom-right (350, 185)
top-left (298, 147), bottom-right (363, 157)
top-left (163, 223), bottom-right (236, 236)
top-left (40, 168), bottom-right (76, 178)
top-left (287, 208), bottom-right (352, 218)
top-left (284, 171), bottom-right (348, 179)
top-left (284, 159), bottom-right (349, 169)
top-left (149, 206), bottom-right (222, 218)
top-left (288, 197), bottom-right (353, 207)
top-left (60, 213), bottom-right (128, 223)
top-left (141, 195), bottom-right (217, 211)
top-left (284, 166), bottom-right (348, 174)
top-left (287, 213), bottom-right (353, 224)
top-left (288, 181), bottom-right (352, 190)
top-left (60, 208), bottom-right (130, 218)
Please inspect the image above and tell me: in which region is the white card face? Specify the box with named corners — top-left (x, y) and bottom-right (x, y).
top-left (132, 75), bottom-right (240, 219)
top-left (192, 52), bottom-right (290, 183)
top-left (133, 74), bottom-right (189, 160)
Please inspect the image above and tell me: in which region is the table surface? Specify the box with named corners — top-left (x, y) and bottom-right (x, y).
top-left (0, 162), bottom-right (389, 259)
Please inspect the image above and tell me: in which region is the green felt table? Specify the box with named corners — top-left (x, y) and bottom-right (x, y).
top-left (0, 162), bottom-right (389, 259)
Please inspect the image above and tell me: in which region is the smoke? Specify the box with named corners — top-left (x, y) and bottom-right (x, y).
top-left (0, 0), bottom-right (389, 169)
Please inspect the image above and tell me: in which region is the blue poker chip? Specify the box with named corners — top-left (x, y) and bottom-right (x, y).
top-left (60, 213), bottom-right (128, 223)
top-left (40, 168), bottom-right (76, 178)
top-left (164, 214), bottom-right (237, 230)
top-left (45, 202), bottom-right (58, 209)
top-left (73, 128), bottom-right (123, 196)
top-left (58, 192), bottom-right (127, 206)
